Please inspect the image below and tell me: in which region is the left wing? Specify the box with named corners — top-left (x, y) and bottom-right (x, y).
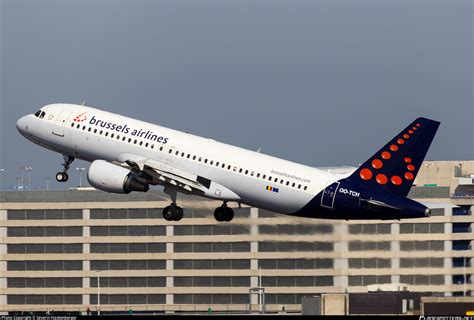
top-left (116, 153), bottom-right (241, 201)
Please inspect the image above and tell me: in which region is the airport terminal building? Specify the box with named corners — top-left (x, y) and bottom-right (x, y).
top-left (0, 160), bottom-right (472, 314)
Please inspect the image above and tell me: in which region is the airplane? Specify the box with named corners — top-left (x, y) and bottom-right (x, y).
top-left (16, 104), bottom-right (440, 222)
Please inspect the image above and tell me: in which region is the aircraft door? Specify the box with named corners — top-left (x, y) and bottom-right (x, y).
top-left (321, 181), bottom-right (340, 209)
top-left (52, 109), bottom-right (72, 137)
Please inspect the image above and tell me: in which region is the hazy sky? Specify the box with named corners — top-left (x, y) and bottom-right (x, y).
top-left (0, 0), bottom-right (472, 190)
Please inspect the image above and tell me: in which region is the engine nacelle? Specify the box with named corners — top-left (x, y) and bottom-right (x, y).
top-left (87, 160), bottom-right (149, 194)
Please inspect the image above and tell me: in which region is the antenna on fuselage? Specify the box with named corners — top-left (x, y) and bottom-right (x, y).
top-left (81, 101), bottom-right (86, 106)
top-left (256, 147), bottom-right (262, 153)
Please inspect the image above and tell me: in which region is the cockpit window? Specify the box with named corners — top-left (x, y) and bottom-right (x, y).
top-left (34, 110), bottom-right (46, 119)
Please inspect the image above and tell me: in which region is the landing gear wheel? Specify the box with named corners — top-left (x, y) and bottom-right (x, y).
top-left (214, 206), bottom-right (234, 222)
top-left (174, 206), bottom-right (184, 221)
top-left (223, 207), bottom-right (234, 222)
top-left (56, 172), bottom-right (69, 182)
top-left (163, 206), bottom-right (174, 221)
top-left (163, 204), bottom-right (184, 221)
top-left (56, 155), bottom-right (74, 183)
top-left (214, 207), bottom-right (225, 222)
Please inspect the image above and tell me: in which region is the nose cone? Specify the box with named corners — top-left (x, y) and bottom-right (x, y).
top-left (16, 115), bottom-right (29, 135)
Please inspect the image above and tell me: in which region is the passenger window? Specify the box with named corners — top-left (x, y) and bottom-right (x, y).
top-left (181, 152), bottom-right (185, 157)
top-left (204, 159), bottom-right (208, 164)
top-left (151, 144), bottom-right (155, 149)
top-left (168, 149), bottom-right (172, 154)
top-left (262, 175), bottom-right (266, 179)
top-left (298, 184), bottom-right (301, 189)
top-left (76, 124), bottom-right (80, 129)
top-left (160, 146), bottom-right (163, 151)
top-left (105, 132), bottom-right (108, 136)
top-left (88, 127), bottom-right (92, 132)
top-left (233, 166), bottom-right (237, 171)
top-left (122, 137), bottom-right (126, 141)
top-left (134, 140), bottom-right (137, 144)
top-left (193, 156), bottom-right (196, 160)
top-left (292, 182), bottom-right (295, 187)
top-left (251, 171), bottom-right (254, 177)
top-left (100, 130), bottom-right (103, 135)
top-left (175, 151), bottom-right (179, 156)
top-left (139, 141), bottom-right (143, 146)
top-left (269, 176), bottom-right (272, 181)
top-left (94, 129), bottom-right (97, 134)
top-left (187, 154), bottom-right (190, 159)
top-left (216, 162), bottom-right (219, 166)
top-left (111, 133), bottom-right (114, 138)
top-left (304, 186), bottom-right (308, 191)
top-left (210, 160), bottom-right (213, 165)
top-left (70, 123), bottom-right (74, 127)
top-left (145, 143), bottom-right (149, 147)
top-left (198, 157), bottom-right (202, 162)
top-left (128, 138), bottom-right (132, 143)
top-left (286, 181), bottom-right (289, 186)
top-left (227, 165), bottom-right (231, 170)
top-left (245, 170), bottom-right (248, 175)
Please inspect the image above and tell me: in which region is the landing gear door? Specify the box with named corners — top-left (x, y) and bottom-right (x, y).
top-left (52, 109), bottom-right (72, 137)
top-left (321, 181), bottom-right (340, 210)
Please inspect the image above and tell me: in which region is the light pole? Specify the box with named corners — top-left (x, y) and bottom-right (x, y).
top-left (0, 169), bottom-right (5, 191)
top-left (464, 257), bottom-right (467, 296)
top-left (20, 166), bottom-right (32, 190)
top-left (424, 163), bottom-right (433, 185)
top-left (97, 271), bottom-right (101, 315)
top-left (46, 177), bottom-right (51, 191)
top-left (25, 167), bottom-right (32, 190)
top-left (75, 168), bottom-right (86, 187)
top-left (19, 168), bottom-right (24, 191)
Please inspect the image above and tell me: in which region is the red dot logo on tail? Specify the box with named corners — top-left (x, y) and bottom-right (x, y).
top-left (391, 176), bottom-right (403, 185)
top-left (381, 151), bottom-right (391, 160)
top-left (371, 159), bottom-right (383, 169)
top-left (360, 168), bottom-right (373, 180)
top-left (376, 174), bottom-right (388, 185)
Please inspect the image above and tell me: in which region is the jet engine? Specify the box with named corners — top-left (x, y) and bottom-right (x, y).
top-left (87, 160), bottom-right (149, 194)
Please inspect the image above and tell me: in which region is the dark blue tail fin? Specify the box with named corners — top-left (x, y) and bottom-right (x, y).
top-left (348, 117), bottom-right (440, 197)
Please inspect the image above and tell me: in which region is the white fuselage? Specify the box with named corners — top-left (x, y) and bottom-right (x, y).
top-left (17, 104), bottom-right (342, 215)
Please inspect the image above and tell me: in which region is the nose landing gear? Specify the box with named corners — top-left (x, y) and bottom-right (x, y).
top-left (56, 155), bottom-right (74, 182)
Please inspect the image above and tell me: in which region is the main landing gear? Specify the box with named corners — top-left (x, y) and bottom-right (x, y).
top-left (56, 155), bottom-right (74, 182)
top-left (163, 203), bottom-right (184, 221)
top-left (214, 202), bottom-right (234, 222)
top-left (162, 184), bottom-right (184, 221)
top-left (161, 183), bottom-right (235, 222)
